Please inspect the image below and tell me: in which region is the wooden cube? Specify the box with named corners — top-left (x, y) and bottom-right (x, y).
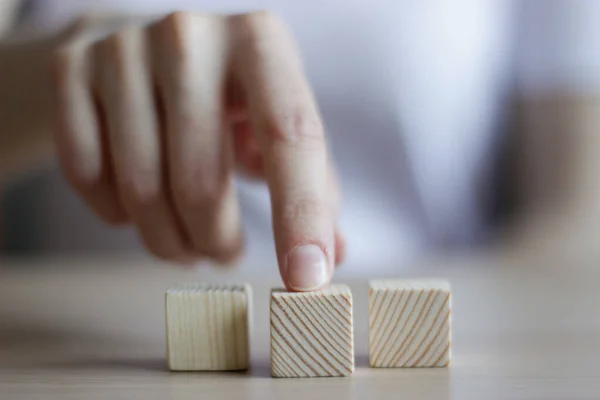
top-left (369, 280), bottom-right (451, 368)
top-left (270, 285), bottom-right (354, 378)
top-left (165, 283), bottom-right (251, 371)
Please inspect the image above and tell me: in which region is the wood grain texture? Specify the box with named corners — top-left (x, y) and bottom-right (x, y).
top-left (369, 280), bottom-right (451, 368)
top-left (3, 258), bottom-right (600, 399)
top-left (165, 283), bottom-right (251, 371)
top-left (270, 284), bottom-right (354, 378)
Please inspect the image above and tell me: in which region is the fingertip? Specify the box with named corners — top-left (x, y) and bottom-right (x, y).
top-left (283, 244), bottom-right (331, 292)
top-left (99, 208), bottom-right (130, 227)
top-left (91, 198), bottom-right (130, 227)
top-left (212, 247), bottom-right (245, 268)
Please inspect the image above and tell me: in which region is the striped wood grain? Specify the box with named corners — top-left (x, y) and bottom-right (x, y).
top-left (369, 280), bottom-right (451, 368)
top-left (165, 283), bottom-right (251, 371)
top-left (270, 285), bottom-right (354, 378)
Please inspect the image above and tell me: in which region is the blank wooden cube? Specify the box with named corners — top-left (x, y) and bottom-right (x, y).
top-left (369, 280), bottom-right (451, 368)
top-left (270, 285), bottom-right (354, 378)
top-left (165, 283), bottom-right (251, 371)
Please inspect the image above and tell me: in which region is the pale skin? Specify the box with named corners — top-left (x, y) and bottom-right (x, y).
top-left (2, 4), bottom-right (598, 289)
top-left (0, 8), bottom-right (345, 292)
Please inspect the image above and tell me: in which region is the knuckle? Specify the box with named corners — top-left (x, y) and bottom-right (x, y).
top-left (92, 28), bottom-right (147, 88)
top-left (158, 11), bottom-right (196, 61)
top-left (238, 10), bottom-right (279, 30)
top-left (90, 37), bottom-right (117, 81)
top-left (229, 10), bottom-right (282, 42)
top-left (102, 31), bottom-right (129, 60)
top-left (162, 10), bottom-right (195, 30)
top-left (53, 43), bottom-right (88, 87)
top-left (92, 29), bottom-right (136, 66)
top-left (97, 32), bottom-right (124, 56)
top-left (265, 107), bottom-right (325, 149)
top-left (71, 14), bottom-right (96, 32)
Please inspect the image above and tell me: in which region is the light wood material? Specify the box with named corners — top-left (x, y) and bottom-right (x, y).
top-left (2, 252), bottom-right (600, 398)
top-left (369, 280), bottom-right (451, 368)
top-left (165, 283), bottom-right (251, 371)
top-left (270, 285), bottom-right (354, 377)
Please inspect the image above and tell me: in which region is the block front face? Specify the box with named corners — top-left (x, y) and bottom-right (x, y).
top-left (369, 280), bottom-right (451, 368)
top-left (166, 284), bottom-right (251, 371)
top-left (270, 285), bottom-right (354, 378)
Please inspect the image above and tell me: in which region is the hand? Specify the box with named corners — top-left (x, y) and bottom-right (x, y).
top-left (53, 11), bottom-right (344, 291)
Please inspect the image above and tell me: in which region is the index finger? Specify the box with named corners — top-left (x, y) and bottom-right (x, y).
top-left (229, 12), bottom-right (334, 291)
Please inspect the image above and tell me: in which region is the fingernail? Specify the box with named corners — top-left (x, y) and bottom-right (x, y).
top-left (286, 244), bottom-right (329, 291)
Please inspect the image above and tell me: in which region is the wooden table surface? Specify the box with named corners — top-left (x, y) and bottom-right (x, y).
top-left (1, 249), bottom-right (600, 399)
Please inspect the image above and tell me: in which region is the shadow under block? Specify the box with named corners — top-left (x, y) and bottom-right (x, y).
top-left (369, 280), bottom-right (451, 368)
top-left (270, 285), bottom-right (354, 378)
top-left (165, 283), bottom-right (251, 371)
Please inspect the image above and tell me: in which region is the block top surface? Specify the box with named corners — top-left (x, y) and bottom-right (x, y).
top-left (271, 284), bottom-right (351, 298)
top-left (166, 283), bottom-right (250, 295)
top-left (370, 280), bottom-right (450, 291)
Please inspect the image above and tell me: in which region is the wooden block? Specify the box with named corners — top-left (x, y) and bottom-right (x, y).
top-left (369, 280), bottom-right (451, 368)
top-left (270, 285), bottom-right (354, 378)
top-left (165, 283), bottom-right (251, 371)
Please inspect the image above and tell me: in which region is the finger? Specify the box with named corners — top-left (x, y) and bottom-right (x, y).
top-left (327, 165), bottom-right (346, 266)
top-left (225, 73), bottom-right (248, 122)
top-left (233, 119), bottom-right (265, 178)
top-left (53, 40), bottom-right (128, 225)
top-left (230, 12), bottom-right (334, 291)
top-left (152, 12), bottom-right (243, 263)
top-left (334, 227), bottom-right (346, 266)
top-left (326, 158), bottom-right (342, 218)
top-left (228, 75), bottom-right (263, 178)
top-left (234, 119), bottom-right (347, 263)
top-left (92, 27), bottom-right (196, 263)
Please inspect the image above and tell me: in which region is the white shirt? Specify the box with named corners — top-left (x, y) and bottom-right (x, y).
top-left (13, 0), bottom-right (600, 273)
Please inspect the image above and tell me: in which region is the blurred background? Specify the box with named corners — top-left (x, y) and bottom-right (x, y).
top-left (1, 0), bottom-right (600, 276)
top-left (3, 7), bottom-right (600, 395)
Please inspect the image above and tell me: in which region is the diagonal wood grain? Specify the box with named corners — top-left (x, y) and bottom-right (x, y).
top-left (369, 280), bottom-right (451, 368)
top-left (270, 285), bottom-right (354, 378)
top-left (165, 283), bottom-right (251, 371)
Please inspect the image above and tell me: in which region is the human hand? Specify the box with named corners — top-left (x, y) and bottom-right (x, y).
top-left (53, 11), bottom-right (344, 291)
